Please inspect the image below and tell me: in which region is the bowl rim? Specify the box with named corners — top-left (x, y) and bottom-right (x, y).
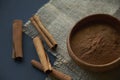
top-left (67, 14), bottom-right (120, 68)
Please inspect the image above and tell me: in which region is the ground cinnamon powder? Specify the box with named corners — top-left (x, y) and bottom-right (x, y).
top-left (71, 24), bottom-right (120, 65)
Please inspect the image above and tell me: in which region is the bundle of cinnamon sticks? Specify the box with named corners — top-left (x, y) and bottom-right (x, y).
top-left (30, 15), bottom-right (57, 50)
top-left (29, 15), bottom-right (72, 80)
top-left (12, 16), bottom-right (72, 80)
top-left (29, 15), bottom-right (57, 72)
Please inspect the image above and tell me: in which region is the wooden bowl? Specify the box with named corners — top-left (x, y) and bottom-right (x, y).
top-left (67, 14), bottom-right (120, 72)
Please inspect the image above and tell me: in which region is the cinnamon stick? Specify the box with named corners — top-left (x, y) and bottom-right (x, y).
top-left (12, 20), bottom-right (23, 61)
top-left (33, 15), bottom-right (57, 49)
top-left (31, 60), bottom-right (72, 80)
top-left (33, 36), bottom-right (52, 72)
top-left (30, 17), bottom-right (54, 49)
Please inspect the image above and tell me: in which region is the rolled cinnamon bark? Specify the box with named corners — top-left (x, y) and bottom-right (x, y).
top-left (31, 60), bottom-right (72, 80)
top-left (33, 36), bottom-right (52, 72)
top-left (30, 17), bottom-right (54, 49)
top-left (12, 20), bottom-right (23, 61)
top-left (33, 15), bottom-right (57, 49)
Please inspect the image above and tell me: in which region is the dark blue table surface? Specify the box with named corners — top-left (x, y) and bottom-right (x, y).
top-left (0, 0), bottom-right (56, 80)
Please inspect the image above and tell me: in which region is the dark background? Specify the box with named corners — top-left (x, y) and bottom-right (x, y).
top-left (0, 0), bottom-right (56, 80)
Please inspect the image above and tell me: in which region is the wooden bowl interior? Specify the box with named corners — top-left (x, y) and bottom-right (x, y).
top-left (68, 14), bottom-right (120, 71)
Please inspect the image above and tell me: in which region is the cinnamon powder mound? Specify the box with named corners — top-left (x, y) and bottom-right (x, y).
top-left (71, 24), bottom-right (120, 65)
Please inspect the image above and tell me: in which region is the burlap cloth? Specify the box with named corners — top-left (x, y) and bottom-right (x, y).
top-left (25, 0), bottom-right (120, 80)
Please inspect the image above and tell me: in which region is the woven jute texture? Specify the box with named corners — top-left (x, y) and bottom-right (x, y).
top-left (25, 0), bottom-right (120, 80)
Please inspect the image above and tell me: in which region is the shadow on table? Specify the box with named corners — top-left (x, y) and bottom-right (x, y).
top-left (84, 66), bottom-right (120, 80)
